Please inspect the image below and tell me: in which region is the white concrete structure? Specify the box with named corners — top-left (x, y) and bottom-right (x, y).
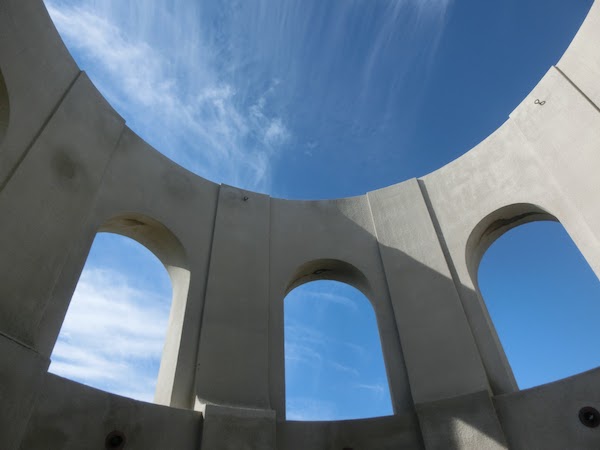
top-left (1, 1), bottom-right (599, 448)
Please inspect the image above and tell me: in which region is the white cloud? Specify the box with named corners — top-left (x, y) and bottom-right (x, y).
top-left (44, 1), bottom-right (290, 192)
top-left (49, 268), bottom-right (171, 402)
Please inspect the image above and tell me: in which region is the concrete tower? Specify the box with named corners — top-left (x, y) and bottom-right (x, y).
top-left (1, 1), bottom-right (600, 448)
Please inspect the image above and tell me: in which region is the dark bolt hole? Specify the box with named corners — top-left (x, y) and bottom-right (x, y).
top-left (105, 430), bottom-right (126, 449)
top-left (579, 406), bottom-right (600, 428)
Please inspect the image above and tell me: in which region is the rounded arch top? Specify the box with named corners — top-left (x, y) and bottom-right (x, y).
top-left (99, 213), bottom-right (189, 276)
top-left (465, 203), bottom-right (558, 287)
top-left (285, 258), bottom-right (374, 304)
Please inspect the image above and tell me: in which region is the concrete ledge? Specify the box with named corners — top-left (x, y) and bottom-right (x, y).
top-left (494, 367), bottom-right (600, 450)
top-left (20, 374), bottom-right (202, 450)
top-left (201, 405), bottom-right (276, 450)
top-left (415, 390), bottom-right (507, 450)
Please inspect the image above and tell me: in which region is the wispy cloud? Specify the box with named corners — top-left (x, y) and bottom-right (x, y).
top-left (286, 398), bottom-right (339, 421)
top-left (45, 1), bottom-right (290, 192)
top-left (354, 383), bottom-right (385, 396)
top-left (49, 268), bottom-right (170, 402)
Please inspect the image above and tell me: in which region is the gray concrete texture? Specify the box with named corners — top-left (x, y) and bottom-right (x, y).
top-left (0, 0), bottom-right (599, 448)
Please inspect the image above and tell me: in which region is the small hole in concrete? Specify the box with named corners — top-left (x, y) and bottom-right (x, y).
top-left (105, 430), bottom-right (126, 449)
top-left (579, 406), bottom-right (600, 428)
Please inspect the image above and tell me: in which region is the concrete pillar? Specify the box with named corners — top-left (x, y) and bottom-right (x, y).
top-left (195, 185), bottom-right (273, 410)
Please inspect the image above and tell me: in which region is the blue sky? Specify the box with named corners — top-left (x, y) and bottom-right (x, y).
top-left (43, 0), bottom-right (599, 420)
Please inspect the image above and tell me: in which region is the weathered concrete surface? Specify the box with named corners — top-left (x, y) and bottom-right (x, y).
top-left (0, 336), bottom-right (48, 450)
top-left (201, 405), bottom-right (276, 450)
top-left (0, 72), bottom-right (125, 349)
top-left (20, 374), bottom-right (202, 450)
top-left (278, 414), bottom-right (424, 449)
top-left (0, 0), bottom-right (599, 449)
top-left (0, 0), bottom-right (80, 187)
top-left (416, 391), bottom-right (507, 450)
top-left (494, 367), bottom-right (600, 449)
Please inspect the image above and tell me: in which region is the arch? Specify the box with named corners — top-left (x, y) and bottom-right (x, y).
top-left (285, 258), bottom-right (374, 302)
top-left (0, 67), bottom-right (9, 146)
top-left (466, 203), bottom-right (600, 390)
top-left (466, 203), bottom-right (557, 288)
top-left (49, 213), bottom-right (191, 405)
top-left (98, 213), bottom-right (191, 404)
top-left (284, 279), bottom-right (393, 420)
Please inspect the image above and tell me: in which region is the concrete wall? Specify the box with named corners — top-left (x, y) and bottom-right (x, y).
top-left (0, 1), bottom-right (599, 449)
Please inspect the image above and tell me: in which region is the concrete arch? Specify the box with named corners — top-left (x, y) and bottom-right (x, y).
top-left (0, 67), bottom-right (9, 147)
top-left (271, 256), bottom-right (410, 421)
top-left (97, 213), bottom-right (191, 406)
top-left (465, 203), bottom-right (558, 287)
top-left (284, 258), bottom-right (374, 302)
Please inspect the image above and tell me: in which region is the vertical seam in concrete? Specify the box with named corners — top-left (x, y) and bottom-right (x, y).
top-left (365, 191), bottom-right (415, 414)
top-left (0, 70), bottom-right (82, 193)
top-left (265, 193), bottom-right (272, 411)
top-left (554, 65), bottom-right (600, 113)
top-left (416, 179), bottom-right (464, 300)
top-left (192, 183), bottom-right (222, 406)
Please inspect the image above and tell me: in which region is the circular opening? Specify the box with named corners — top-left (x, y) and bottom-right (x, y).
top-left (579, 407), bottom-right (600, 428)
top-left (105, 430), bottom-right (126, 449)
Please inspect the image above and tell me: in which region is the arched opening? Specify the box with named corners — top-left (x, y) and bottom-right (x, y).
top-left (49, 214), bottom-right (190, 404)
top-left (0, 68), bottom-right (9, 145)
top-left (284, 280), bottom-right (393, 421)
top-left (48, 232), bottom-right (173, 402)
top-left (477, 221), bottom-right (600, 389)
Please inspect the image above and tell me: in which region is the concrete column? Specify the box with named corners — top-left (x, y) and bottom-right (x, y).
top-left (368, 179), bottom-right (507, 449)
top-left (195, 185), bottom-right (273, 410)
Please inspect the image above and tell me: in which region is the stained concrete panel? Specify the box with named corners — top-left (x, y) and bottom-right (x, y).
top-left (0, 73), bottom-right (124, 348)
top-left (0, 0), bottom-right (80, 186)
